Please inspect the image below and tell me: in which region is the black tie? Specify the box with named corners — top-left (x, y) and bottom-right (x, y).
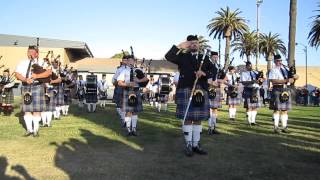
top-left (280, 68), bottom-right (288, 79)
top-left (232, 74), bottom-right (235, 85)
top-left (249, 71), bottom-right (254, 81)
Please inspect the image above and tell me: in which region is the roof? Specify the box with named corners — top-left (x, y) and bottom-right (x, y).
top-left (0, 34), bottom-right (93, 59)
top-left (70, 58), bottom-right (178, 74)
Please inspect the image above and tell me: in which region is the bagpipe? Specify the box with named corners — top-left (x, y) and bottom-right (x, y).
top-left (130, 46), bottom-right (149, 88)
top-left (228, 76), bottom-right (240, 99)
top-left (279, 62), bottom-right (297, 103)
top-left (315, 89), bottom-right (320, 97)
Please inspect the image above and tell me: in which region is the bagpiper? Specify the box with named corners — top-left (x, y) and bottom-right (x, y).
top-left (0, 69), bottom-right (15, 115)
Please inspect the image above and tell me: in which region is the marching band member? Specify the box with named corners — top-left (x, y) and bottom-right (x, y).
top-left (112, 57), bottom-right (128, 126)
top-left (15, 45), bottom-right (52, 137)
top-left (0, 69), bottom-right (15, 115)
top-left (76, 75), bottom-right (86, 108)
top-left (157, 74), bottom-right (171, 112)
top-left (225, 66), bottom-right (241, 121)
top-left (40, 57), bottom-right (56, 127)
top-left (61, 70), bottom-right (74, 116)
top-left (117, 55), bottom-right (148, 136)
top-left (85, 73), bottom-right (98, 113)
top-left (240, 61), bottom-right (264, 126)
top-left (165, 35), bottom-right (212, 156)
top-left (268, 54), bottom-right (298, 133)
top-left (207, 51), bottom-right (224, 135)
top-left (51, 60), bottom-right (63, 121)
top-left (98, 74), bottom-right (109, 108)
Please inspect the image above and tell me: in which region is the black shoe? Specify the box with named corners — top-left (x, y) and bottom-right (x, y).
top-left (208, 128), bottom-right (213, 135)
top-left (192, 145), bottom-right (208, 155)
top-left (126, 131), bottom-right (132, 136)
top-left (274, 127), bottom-right (280, 134)
top-left (251, 123), bottom-right (256, 126)
top-left (282, 127), bottom-right (289, 133)
top-left (212, 129), bottom-right (220, 135)
top-left (131, 131), bottom-right (138, 136)
top-left (185, 144), bottom-right (193, 157)
top-left (33, 132), bottom-right (39, 137)
top-left (24, 131), bottom-right (33, 137)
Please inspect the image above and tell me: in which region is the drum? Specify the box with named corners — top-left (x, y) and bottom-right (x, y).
top-left (85, 75), bottom-right (98, 103)
top-left (159, 77), bottom-right (170, 95)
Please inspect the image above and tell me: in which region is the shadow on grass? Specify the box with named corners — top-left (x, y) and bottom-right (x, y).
top-left (49, 103), bottom-right (320, 180)
top-left (0, 156), bottom-right (35, 180)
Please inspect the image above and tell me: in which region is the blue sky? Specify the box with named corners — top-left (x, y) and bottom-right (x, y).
top-left (0, 0), bottom-right (318, 66)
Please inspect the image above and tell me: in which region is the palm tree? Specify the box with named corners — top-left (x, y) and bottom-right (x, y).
top-left (288, 0), bottom-right (297, 67)
top-left (198, 35), bottom-right (212, 54)
top-left (231, 30), bottom-right (257, 62)
top-left (308, 3), bottom-right (320, 49)
top-left (260, 32), bottom-right (287, 71)
top-left (207, 6), bottom-right (249, 70)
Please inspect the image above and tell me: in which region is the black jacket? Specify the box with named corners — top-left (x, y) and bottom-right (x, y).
top-left (165, 45), bottom-right (213, 90)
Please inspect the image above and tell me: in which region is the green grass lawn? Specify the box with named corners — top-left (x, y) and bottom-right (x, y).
top-left (0, 99), bottom-right (319, 180)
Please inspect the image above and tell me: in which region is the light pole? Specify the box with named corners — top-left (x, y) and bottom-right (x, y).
top-left (256, 0), bottom-right (263, 70)
top-left (296, 43), bottom-right (308, 88)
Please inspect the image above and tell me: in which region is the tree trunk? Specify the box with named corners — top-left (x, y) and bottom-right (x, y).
top-left (224, 36), bottom-right (231, 70)
top-left (288, 0), bottom-right (297, 67)
top-left (246, 54), bottom-right (250, 63)
top-left (267, 53), bottom-right (273, 71)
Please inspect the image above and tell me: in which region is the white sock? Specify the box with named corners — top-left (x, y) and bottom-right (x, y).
top-left (56, 106), bottom-right (61, 118)
top-left (65, 105), bottom-right (69, 115)
top-left (212, 114), bottom-right (217, 128)
top-left (182, 125), bottom-right (193, 145)
top-left (131, 115), bottom-right (138, 131)
top-left (281, 114), bottom-right (288, 128)
top-left (125, 116), bottom-right (131, 132)
top-left (274, 113), bottom-right (280, 128)
top-left (155, 102), bottom-right (158, 108)
top-left (192, 125), bottom-right (202, 147)
top-left (158, 104), bottom-right (161, 112)
top-left (32, 116), bottom-right (41, 133)
top-left (251, 111), bottom-right (257, 123)
top-left (229, 108), bottom-right (233, 118)
top-left (232, 108), bottom-right (237, 118)
top-left (41, 112), bottom-right (47, 125)
top-left (208, 117), bottom-right (212, 128)
top-left (164, 104), bottom-right (167, 111)
top-left (46, 112), bottom-right (53, 126)
top-left (247, 111), bottom-right (252, 123)
top-left (24, 115), bottom-right (33, 133)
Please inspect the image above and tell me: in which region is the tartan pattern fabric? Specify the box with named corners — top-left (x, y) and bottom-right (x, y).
top-left (63, 89), bottom-right (72, 105)
top-left (54, 85), bottom-right (65, 106)
top-left (176, 88), bottom-right (209, 121)
top-left (121, 88), bottom-right (143, 113)
top-left (226, 87), bottom-right (241, 106)
top-left (21, 85), bottom-right (46, 112)
top-left (113, 86), bottom-right (123, 108)
top-left (0, 89), bottom-right (14, 104)
top-left (44, 88), bottom-right (56, 111)
top-left (209, 87), bottom-right (222, 109)
top-left (269, 87), bottom-right (292, 111)
top-left (243, 87), bottom-right (261, 109)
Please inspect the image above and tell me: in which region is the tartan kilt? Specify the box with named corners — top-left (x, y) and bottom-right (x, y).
top-left (269, 88), bottom-right (292, 111)
top-left (113, 86), bottom-right (123, 108)
top-left (44, 88), bottom-right (56, 111)
top-left (243, 87), bottom-right (261, 109)
top-left (64, 89), bottom-right (72, 105)
top-left (21, 85), bottom-right (46, 112)
top-left (0, 89), bottom-right (14, 104)
top-left (122, 88), bottom-right (143, 113)
top-left (176, 88), bottom-right (209, 121)
top-left (55, 85), bottom-right (65, 106)
top-left (209, 87), bottom-right (222, 109)
top-left (226, 88), bottom-right (241, 106)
